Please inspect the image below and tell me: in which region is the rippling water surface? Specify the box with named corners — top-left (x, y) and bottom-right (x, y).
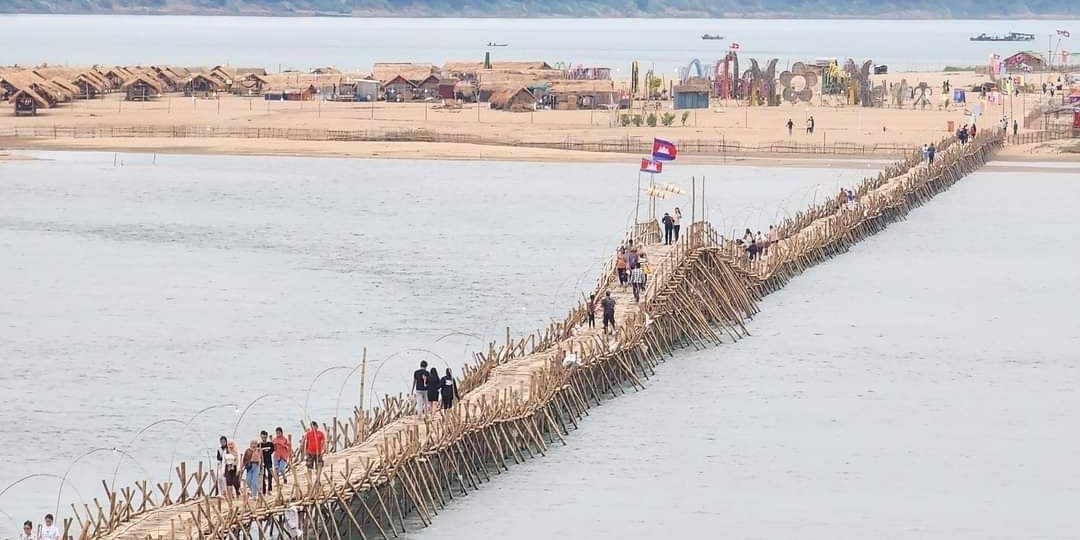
top-left (403, 164), bottom-right (1080, 539)
top-left (0, 151), bottom-right (861, 528)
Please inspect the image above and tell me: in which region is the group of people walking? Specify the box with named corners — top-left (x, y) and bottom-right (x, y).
top-left (412, 361), bottom-right (460, 415)
top-left (614, 241), bottom-right (651, 303)
top-left (740, 226), bottom-right (779, 261)
top-left (214, 423), bottom-right (323, 499)
top-left (661, 208), bottom-right (682, 245)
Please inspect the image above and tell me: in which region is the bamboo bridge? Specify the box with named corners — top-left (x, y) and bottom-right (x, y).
top-left (57, 131), bottom-right (1003, 540)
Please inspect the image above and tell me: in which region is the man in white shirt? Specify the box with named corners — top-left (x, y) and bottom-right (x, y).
top-left (39, 514), bottom-right (60, 540)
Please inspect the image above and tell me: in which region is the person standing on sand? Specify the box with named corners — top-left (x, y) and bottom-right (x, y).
top-left (662, 212), bottom-right (674, 245)
top-left (303, 421), bottom-right (325, 470)
top-left (242, 440), bottom-right (261, 497)
top-left (807, 116), bottom-right (815, 135)
top-left (272, 427), bottom-right (291, 485)
top-left (615, 247), bottom-right (628, 288)
top-left (673, 207), bottom-right (682, 242)
top-left (427, 366), bottom-right (441, 413)
top-left (413, 361), bottom-right (430, 414)
top-left (927, 143), bottom-right (936, 165)
top-left (440, 368), bottom-right (460, 410)
top-left (786, 118), bottom-right (794, 136)
top-left (601, 292), bottom-right (616, 334)
top-left (1013, 120), bottom-right (1019, 136)
top-left (629, 264), bottom-right (646, 302)
top-left (258, 430), bottom-right (275, 494)
top-left (586, 294), bottom-right (596, 329)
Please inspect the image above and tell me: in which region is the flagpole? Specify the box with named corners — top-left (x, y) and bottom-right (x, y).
top-left (635, 170), bottom-right (641, 230)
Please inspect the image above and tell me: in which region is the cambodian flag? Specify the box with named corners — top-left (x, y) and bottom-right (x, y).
top-left (1058, 29), bottom-right (1071, 38)
top-left (640, 157), bottom-right (662, 173)
top-left (652, 138), bottom-right (678, 161)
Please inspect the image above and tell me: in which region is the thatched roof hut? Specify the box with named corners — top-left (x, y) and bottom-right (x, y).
top-left (372, 63), bottom-right (439, 84)
top-left (489, 87), bottom-right (536, 112)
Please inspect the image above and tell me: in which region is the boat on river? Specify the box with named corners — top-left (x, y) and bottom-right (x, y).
top-left (701, 34), bottom-right (724, 40)
top-left (970, 32), bottom-right (1035, 42)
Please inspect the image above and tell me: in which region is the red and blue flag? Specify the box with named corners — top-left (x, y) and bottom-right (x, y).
top-left (651, 138), bottom-right (678, 161)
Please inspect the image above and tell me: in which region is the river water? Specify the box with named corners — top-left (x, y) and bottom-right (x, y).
top-left (1, 16), bottom-right (1078, 74)
top-left (402, 161), bottom-right (1080, 539)
top-left (0, 151), bottom-right (864, 528)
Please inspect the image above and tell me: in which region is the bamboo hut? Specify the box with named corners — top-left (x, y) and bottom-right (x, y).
top-left (184, 73), bottom-right (226, 97)
top-left (488, 87), bottom-right (536, 112)
top-left (547, 79), bottom-right (616, 110)
top-left (122, 74), bottom-right (164, 101)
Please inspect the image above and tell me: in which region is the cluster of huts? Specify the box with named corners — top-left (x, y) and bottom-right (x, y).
top-left (1, 60), bottom-right (622, 116)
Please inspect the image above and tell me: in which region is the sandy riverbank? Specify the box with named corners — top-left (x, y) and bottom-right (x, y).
top-left (2, 70), bottom-right (1056, 161)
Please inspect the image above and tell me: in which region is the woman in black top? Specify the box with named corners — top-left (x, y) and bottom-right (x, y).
top-left (440, 368), bottom-right (460, 410)
top-left (426, 367), bottom-right (441, 412)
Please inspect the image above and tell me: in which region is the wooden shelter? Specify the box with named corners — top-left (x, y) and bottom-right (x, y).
top-left (547, 79), bottom-right (616, 110)
top-left (383, 74), bottom-right (417, 101)
top-left (12, 89), bottom-right (45, 116)
top-left (184, 73), bottom-right (226, 97)
top-left (489, 87), bottom-right (536, 112)
top-left (122, 74), bottom-right (164, 101)
top-left (673, 80), bottom-right (710, 109)
top-left (73, 72), bottom-right (107, 98)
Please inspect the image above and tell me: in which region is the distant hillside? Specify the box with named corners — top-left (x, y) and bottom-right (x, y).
top-left (2, 0), bottom-right (1079, 17)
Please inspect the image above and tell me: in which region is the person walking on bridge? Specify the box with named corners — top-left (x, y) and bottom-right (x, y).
top-left (413, 361), bottom-right (430, 414)
top-left (601, 291), bottom-right (616, 334)
top-left (222, 441), bottom-right (241, 498)
top-left (662, 212), bottom-right (674, 245)
top-left (272, 427), bottom-right (291, 486)
top-left (38, 514), bottom-right (59, 540)
top-left (427, 366), bottom-right (441, 413)
top-left (242, 440), bottom-right (261, 497)
top-left (629, 264), bottom-right (646, 302)
top-left (927, 143), bottom-right (936, 165)
top-left (586, 294), bottom-right (597, 329)
top-left (440, 368), bottom-right (460, 410)
top-left (258, 430), bottom-right (275, 494)
top-left (673, 207), bottom-right (682, 242)
top-left (17, 520), bottom-right (32, 540)
top-left (615, 247), bottom-right (628, 288)
top-left (303, 421), bottom-right (326, 470)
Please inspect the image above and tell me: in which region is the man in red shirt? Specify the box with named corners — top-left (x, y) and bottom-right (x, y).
top-left (303, 421), bottom-right (326, 469)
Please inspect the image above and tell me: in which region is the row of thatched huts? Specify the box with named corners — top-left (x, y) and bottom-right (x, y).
top-left (2, 60), bottom-right (623, 115)
top-left (371, 60), bottom-right (622, 111)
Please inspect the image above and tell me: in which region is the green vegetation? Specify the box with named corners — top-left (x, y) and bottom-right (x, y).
top-left (680, 111), bottom-right (690, 126)
top-left (646, 113), bottom-right (657, 127)
top-left (1, 0), bottom-right (1078, 16)
top-left (660, 112), bottom-right (675, 127)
